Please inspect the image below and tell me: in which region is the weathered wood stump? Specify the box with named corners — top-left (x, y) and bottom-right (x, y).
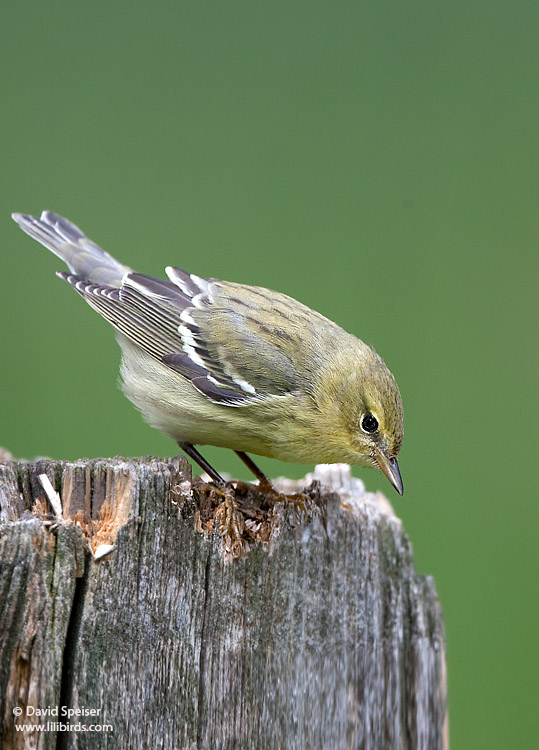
top-left (0, 456), bottom-right (448, 749)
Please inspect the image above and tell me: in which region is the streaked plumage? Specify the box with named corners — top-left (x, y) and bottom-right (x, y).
top-left (12, 211), bottom-right (404, 494)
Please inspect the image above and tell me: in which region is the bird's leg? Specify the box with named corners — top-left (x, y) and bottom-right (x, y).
top-left (178, 441), bottom-right (226, 484)
top-left (234, 450), bottom-right (270, 484)
top-left (234, 451), bottom-right (309, 511)
top-left (178, 442), bottom-right (246, 557)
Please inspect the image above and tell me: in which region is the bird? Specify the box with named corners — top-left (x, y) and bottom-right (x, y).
top-left (12, 211), bottom-right (404, 497)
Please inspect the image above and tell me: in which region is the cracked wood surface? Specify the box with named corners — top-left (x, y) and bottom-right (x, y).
top-left (0, 457), bottom-right (448, 750)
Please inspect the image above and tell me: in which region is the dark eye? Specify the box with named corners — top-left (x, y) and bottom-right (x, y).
top-left (361, 412), bottom-right (379, 433)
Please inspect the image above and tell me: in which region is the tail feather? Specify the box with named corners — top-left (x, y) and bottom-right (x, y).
top-left (12, 211), bottom-right (132, 286)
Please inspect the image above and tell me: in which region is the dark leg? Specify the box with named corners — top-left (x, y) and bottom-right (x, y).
top-left (180, 443), bottom-right (307, 517)
top-left (179, 442), bottom-right (247, 557)
top-left (178, 442), bottom-right (226, 485)
top-left (235, 451), bottom-right (307, 511)
top-left (234, 451), bottom-right (271, 484)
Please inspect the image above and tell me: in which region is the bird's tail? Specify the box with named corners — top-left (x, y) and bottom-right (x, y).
top-left (12, 211), bottom-right (133, 286)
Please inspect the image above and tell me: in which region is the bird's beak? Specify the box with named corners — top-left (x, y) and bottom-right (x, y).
top-left (373, 447), bottom-right (403, 495)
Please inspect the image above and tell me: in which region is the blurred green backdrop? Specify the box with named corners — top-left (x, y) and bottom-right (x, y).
top-left (2, 1), bottom-right (538, 747)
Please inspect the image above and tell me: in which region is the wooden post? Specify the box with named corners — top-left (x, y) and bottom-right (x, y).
top-left (0, 456), bottom-right (448, 749)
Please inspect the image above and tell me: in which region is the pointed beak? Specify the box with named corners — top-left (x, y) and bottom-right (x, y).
top-left (373, 448), bottom-right (404, 495)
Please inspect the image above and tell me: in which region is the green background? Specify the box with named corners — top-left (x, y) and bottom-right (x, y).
top-left (2, 2), bottom-right (538, 747)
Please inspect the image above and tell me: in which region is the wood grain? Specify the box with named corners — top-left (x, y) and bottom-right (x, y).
top-left (0, 457), bottom-right (448, 749)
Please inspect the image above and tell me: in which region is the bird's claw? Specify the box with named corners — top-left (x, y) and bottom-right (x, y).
top-left (214, 485), bottom-right (249, 559)
top-left (193, 477), bottom-right (311, 560)
top-left (232, 479), bottom-right (310, 514)
top-left (193, 480), bottom-right (249, 559)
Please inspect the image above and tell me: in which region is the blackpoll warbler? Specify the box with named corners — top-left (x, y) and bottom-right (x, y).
top-left (13, 212), bottom-right (404, 495)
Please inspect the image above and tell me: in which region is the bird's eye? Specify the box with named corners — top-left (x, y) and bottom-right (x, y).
top-left (361, 412), bottom-right (379, 433)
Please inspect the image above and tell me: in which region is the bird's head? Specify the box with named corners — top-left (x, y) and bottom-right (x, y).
top-left (349, 346), bottom-right (404, 494)
top-left (316, 341), bottom-right (404, 494)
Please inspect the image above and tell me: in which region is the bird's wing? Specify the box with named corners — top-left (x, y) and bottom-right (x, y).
top-left (60, 267), bottom-right (329, 406)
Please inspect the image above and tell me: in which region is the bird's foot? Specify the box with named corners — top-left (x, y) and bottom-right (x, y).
top-left (192, 476), bottom-right (311, 560)
top-left (232, 478), bottom-right (310, 514)
top-left (214, 485), bottom-right (249, 559)
top-left (193, 480), bottom-right (249, 559)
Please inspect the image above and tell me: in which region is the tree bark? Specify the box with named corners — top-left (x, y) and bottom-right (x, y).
top-left (0, 456), bottom-right (448, 750)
